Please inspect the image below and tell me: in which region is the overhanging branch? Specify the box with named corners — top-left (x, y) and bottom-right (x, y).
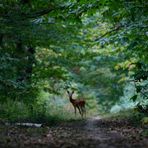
top-left (25, 5), bottom-right (67, 19)
top-left (26, 7), bottom-right (55, 18)
top-left (94, 25), bottom-right (122, 41)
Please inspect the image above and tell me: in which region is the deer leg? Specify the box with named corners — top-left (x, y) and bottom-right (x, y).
top-left (74, 106), bottom-right (76, 116)
top-left (82, 107), bottom-right (85, 118)
top-left (83, 106), bottom-right (86, 118)
top-left (79, 106), bottom-right (83, 118)
top-left (80, 107), bottom-right (84, 118)
top-left (77, 106), bottom-right (83, 118)
top-left (80, 106), bottom-right (86, 118)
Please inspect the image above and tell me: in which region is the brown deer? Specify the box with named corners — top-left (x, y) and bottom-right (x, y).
top-left (67, 90), bottom-right (86, 118)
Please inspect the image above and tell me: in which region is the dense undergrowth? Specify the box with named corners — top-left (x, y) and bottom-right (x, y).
top-left (1, 99), bottom-right (147, 127)
top-left (0, 100), bottom-right (95, 124)
top-left (0, 101), bottom-right (78, 124)
top-left (104, 109), bottom-right (148, 127)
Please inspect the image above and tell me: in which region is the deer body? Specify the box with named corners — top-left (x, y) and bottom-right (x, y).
top-left (67, 91), bottom-right (86, 118)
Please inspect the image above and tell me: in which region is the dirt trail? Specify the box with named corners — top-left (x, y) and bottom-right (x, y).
top-left (49, 116), bottom-right (148, 148)
top-left (0, 116), bottom-right (148, 148)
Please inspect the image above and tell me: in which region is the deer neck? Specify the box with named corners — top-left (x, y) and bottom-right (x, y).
top-left (69, 96), bottom-right (75, 103)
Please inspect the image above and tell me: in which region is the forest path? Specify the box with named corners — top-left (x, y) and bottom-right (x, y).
top-left (51, 116), bottom-right (148, 148)
top-left (0, 116), bottom-right (148, 148)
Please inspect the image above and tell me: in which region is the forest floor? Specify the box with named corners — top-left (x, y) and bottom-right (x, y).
top-left (0, 116), bottom-right (148, 148)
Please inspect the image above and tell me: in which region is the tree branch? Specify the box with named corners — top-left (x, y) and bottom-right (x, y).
top-left (94, 25), bottom-right (122, 41)
top-left (25, 7), bottom-right (56, 19)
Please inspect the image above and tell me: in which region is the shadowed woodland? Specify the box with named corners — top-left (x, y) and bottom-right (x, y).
top-left (0, 0), bottom-right (148, 147)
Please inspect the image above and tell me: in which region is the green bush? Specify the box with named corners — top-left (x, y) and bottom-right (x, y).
top-left (0, 97), bottom-right (81, 124)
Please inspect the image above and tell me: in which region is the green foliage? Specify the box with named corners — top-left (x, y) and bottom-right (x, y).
top-left (87, 0), bottom-right (148, 112)
top-left (0, 0), bottom-right (147, 122)
top-left (0, 100), bottom-right (29, 122)
top-left (0, 0), bottom-right (82, 102)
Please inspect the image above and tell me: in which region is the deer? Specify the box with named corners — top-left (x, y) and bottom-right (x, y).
top-left (67, 90), bottom-right (86, 118)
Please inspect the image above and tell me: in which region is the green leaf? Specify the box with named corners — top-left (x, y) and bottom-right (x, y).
top-left (130, 95), bottom-right (137, 102)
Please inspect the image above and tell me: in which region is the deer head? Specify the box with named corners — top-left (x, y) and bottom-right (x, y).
top-left (67, 90), bottom-right (74, 98)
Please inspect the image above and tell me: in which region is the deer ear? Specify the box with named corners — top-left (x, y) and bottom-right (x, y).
top-left (67, 90), bottom-right (70, 94)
